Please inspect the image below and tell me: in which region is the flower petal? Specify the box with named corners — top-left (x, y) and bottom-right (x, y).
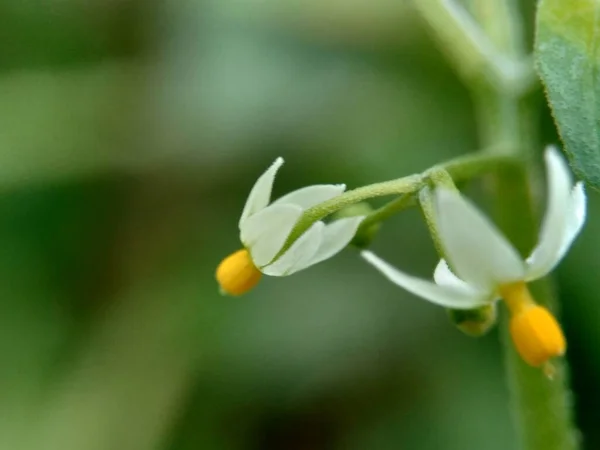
top-left (240, 203), bottom-right (303, 267)
top-left (526, 180), bottom-right (587, 280)
top-left (434, 189), bottom-right (525, 289)
top-left (361, 251), bottom-right (491, 309)
top-left (301, 216), bottom-right (365, 268)
top-left (261, 221), bottom-right (324, 276)
top-left (524, 147), bottom-right (579, 280)
top-left (559, 182), bottom-right (587, 256)
top-left (272, 184), bottom-right (346, 210)
top-left (239, 157), bottom-right (284, 228)
top-left (434, 259), bottom-right (472, 291)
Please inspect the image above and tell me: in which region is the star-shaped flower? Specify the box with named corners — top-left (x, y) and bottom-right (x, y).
top-left (217, 157), bottom-right (364, 296)
top-left (361, 147), bottom-right (586, 367)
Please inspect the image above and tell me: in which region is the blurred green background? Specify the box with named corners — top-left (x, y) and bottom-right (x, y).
top-left (1, 1), bottom-right (598, 449)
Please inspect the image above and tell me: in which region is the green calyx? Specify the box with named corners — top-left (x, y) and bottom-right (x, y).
top-left (448, 304), bottom-right (498, 337)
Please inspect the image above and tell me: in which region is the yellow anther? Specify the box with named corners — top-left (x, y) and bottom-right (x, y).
top-left (509, 305), bottom-right (566, 367)
top-left (500, 282), bottom-right (566, 367)
top-left (216, 249), bottom-right (262, 296)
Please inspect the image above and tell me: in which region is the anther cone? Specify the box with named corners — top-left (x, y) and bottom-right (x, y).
top-left (510, 305), bottom-right (566, 367)
top-left (216, 249), bottom-right (262, 296)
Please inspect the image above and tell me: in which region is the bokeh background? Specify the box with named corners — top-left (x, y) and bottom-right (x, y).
top-left (2, 1), bottom-right (599, 449)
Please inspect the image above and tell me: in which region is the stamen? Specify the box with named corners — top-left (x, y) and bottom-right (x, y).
top-left (500, 283), bottom-right (566, 367)
top-left (216, 249), bottom-right (262, 296)
top-left (499, 282), bottom-right (536, 316)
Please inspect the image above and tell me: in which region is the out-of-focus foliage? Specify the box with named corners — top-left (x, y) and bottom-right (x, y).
top-left (536, 0), bottom-right (600, 189)
top-left (1, 1), bottom-right (599, 449)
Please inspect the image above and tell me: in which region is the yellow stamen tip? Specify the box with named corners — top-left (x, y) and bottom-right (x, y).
top-left (216, 249), bottom-right (262, 296)
top-left (509, 305), bottom-right (566, 367)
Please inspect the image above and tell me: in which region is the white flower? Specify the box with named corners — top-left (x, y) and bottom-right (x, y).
top-left (361, 146), bottom-right (586, 367)
top-left (216, 157), bottom-right (364, 296)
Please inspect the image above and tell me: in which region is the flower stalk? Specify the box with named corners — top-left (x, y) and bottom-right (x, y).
top-left (283, 151), bottom-right (517, 254)
top-left (413, 0), bottom-right (580, 447)
top-left (471, 0), bottom-right (580, 448)
top-left (484, 132), bottom-right (579, 450)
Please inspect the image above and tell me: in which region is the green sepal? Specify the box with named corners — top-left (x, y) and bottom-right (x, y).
top-left (448, 304), bottom-right (498, 337)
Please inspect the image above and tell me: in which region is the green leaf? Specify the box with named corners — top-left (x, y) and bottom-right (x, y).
top-left (536, 0), bottom-right (600, 188)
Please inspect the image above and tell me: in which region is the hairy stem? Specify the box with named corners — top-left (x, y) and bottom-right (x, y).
top-left (494, 163), bottom-right (578, 450)
top-left (354, 194), bottom-right (415, 245)
top-left (472, 17), bottom-right (579, 450)
top-left (415, 0), bottom-right (579, 447)
top-left (471, 0), bottom-right (579, 447)
top-left (284, 151), bottom-right (517, 252)
top-left (351, 151), bottom-right (517, 246)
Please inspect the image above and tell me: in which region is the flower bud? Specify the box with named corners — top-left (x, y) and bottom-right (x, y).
top-left (448, 303), bottom-right (497, 337)
top-left (510, 305), bottom-right (566, 367)
top-left (216, 249), bottom-right (262, 296)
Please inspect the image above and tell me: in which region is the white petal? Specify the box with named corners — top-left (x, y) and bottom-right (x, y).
top-left (524, 147), bottom-right (578, 280)
top-left (272, 184), bottom-right (346, 210)
top-left (559, 182), bottom-right (587, 256)
top-left (434, 189), bottom-right (525, 289)
top-left (302, 216), bottom-right (365, 268)
top-left (261, 221), bottom-right (325, 276)
top-left (526, 181), bottom-right (586, 280)
top-left (434, 259), bottom-right (473, 291)
top-left (239, 157), bottom-right (284, 228)
top-left (241, 203), bottom-right (303, 267)
top-left (523, 147), bottom-right (572, 278)
top-left (361, 251), bottom-right (491, 309)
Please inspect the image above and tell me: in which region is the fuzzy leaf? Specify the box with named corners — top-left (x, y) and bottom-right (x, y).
top-left (536, 0), bottom-right (600, 188)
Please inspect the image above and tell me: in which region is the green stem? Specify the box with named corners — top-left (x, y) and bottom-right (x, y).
top-left (413, 0), bottom-right (536, 96)
top-left (412, 0), bottom-right (507, 87)
top-left (492, 163), bottom-right (578, 450)
top-left (472, 29), bottom-right (579, 450)
top-left (353, 152), bottom-right (518, 246)
top-left (416, 1), bottom-right (579, 446)
top-left (440, 149), bottom-right (520, 179)
top-left (354, 194), bottom-right (415, 243)
top-left (418, 168), bottom-right (458, 260)
top-left (285, 151), bottom-right (517, 249)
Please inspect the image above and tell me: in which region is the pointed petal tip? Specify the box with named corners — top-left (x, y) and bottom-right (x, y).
top-left (574, 180), bottom-right (586, 196)
top-left (545, 144), bottom-right (563, 161)
top-left (524, 146), bottom-right (585, 281)
top-left (573, 182), bottom-right (587, 215)
top-left (544, 144), bottom-right (560, 156)
top-left (239, 157), bottom-right (286, 228)
top-left (433, 259), bottom-right (453, 286)
top-left (544, 145), bottom-right (573, 182)
top-left (360, 250), bottom-right (489, 309)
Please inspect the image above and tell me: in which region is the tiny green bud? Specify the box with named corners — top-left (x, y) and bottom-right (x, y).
top-left (448, 303), bottom-right (497, 337)
top-left (334, 202), bottom-right (380, 248)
